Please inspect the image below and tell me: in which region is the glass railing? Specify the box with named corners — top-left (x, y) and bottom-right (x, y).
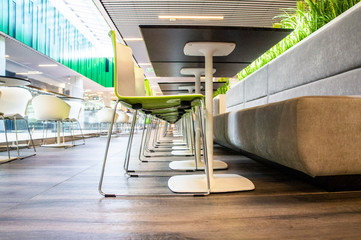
top-left (0, 86), bottom-right (136, 146)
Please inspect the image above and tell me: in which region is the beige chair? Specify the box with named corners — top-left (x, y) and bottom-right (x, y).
top-left (0, 87), bottom-right (36, 162)
top-left (32, 95), bottom-right (72, 148)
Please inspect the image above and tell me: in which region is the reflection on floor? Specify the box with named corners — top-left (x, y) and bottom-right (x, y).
top-left (0, 134), bottom-right (361, 239)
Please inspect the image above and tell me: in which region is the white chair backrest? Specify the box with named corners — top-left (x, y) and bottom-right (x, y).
top-left (0, 87), bottom-right (32, 116)
top-left (66, 101), bottom-right (82, 120)
top-left (127, 112), bottom-right (133, 123)
top-left (97, 107), bottom-right (118, 123)
top-left (110, 31), bottom-right (136, 97)
top-left (134, 66), bottom-right (146, 96)
top-left (116, 111), bottom-right (129, 123)
top-left (32, 95), bottom-right (70, 121)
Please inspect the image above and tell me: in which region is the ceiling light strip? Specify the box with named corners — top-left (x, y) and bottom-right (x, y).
top-left (158, 15), bottom-right (224, 20)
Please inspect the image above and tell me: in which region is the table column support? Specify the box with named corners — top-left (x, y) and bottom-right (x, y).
top-left (168, 42), bottom-right (255, 193)
top-left (169, 68), bottom-right (227, 171)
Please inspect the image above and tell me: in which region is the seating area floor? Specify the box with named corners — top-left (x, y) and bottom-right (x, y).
top-left (1, 134), bottom-right (361, 239)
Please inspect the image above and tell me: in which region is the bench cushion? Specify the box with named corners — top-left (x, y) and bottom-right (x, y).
top-left (215, 96), bottom-right (361, 177)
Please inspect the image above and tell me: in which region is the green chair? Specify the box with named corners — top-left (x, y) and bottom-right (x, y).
top-left (98, 31), bottom-right (210, 197)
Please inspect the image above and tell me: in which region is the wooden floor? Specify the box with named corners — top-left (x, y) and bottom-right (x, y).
top-left (1, 133), bottom-right (361, 239)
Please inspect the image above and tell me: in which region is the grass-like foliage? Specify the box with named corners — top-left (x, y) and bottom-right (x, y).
top-left (213, 78), bottom-right (230, 97)
top-left (236, 0), bottom-right (360, 82)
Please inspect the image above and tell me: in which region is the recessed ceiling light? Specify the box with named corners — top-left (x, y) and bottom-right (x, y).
top-left (158, 15), bottom-right (224, 20)
top-left (123, 37), bottom-right (143, 41)
top-left (38, 64), bottom-right (58, 67)
top-left (5, 55), bottom-right (10, 58)
top-left (16, 71), bottom-right (43, 75)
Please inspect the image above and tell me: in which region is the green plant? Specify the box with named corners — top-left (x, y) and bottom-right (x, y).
top-left (213, 78), bottom-right (230, 97)
top-left (144, 79), bottom-right (152, 96)
top-left (237, 0), bottom-right (360, 82)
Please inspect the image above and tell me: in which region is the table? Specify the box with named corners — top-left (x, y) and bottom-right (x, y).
top-left (0, 76), bottom-right (31, 87)
top-left (0, 76), bottom-right (31, 162)
top-left (140, 25), bottom-right (293, 193)
top-left (168, 42), bottom-right (256, 193)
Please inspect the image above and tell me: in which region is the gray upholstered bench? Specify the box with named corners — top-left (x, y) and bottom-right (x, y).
top-left (214, 96), bottom-right (361, 190)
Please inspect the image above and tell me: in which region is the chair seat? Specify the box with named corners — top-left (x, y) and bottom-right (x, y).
top-left (64, 118), bottom-right (77, 121)
top-left (118, 94), bottom-right (204, 123)
top-left (2, 113), bottom-right (24, 119)
top-left (118, 94), bottom-right (203, 109)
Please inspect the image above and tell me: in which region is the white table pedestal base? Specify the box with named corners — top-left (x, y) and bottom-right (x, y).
top-left (169, 159), bottom-right (227, 171)
top-left (172, 146), bottom-right (189, 150)
top-left (41, 143), bottom-right (74, 148)
top-left (0, 156), bottom-right (17, 162)
top-left (171, 150), bottom-right (193, 156)
top-left (168, 174), bottom-right (255, 193)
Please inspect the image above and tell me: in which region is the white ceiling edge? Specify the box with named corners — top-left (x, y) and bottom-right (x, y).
top-left (1, 31), bottom-right (110, 94)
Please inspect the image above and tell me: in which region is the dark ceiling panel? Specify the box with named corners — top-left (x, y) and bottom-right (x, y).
top-left (140, 26), bottom-right (293, 63)
top-left (140, 25), bottom-right (292, 77)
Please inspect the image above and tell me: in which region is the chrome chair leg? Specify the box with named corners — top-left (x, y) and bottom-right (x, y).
top-left (138, 115), bottom-right (149, 162)
top-left (15, 117), bottom-right (36, 159)
top-left (77, 120), bottom-right (86, 145)
top-left (71, 119), bottom-right (85, 146)
top-left (123, 110), bottom-right (138, 174)
top-left (0, 115), bottom-right (13, 162)
top-left (13, 116), bottom-right (21, 159)
top-left (24, 118), bottom-right (37, 158)
top-left (98, 100), bottom-right (120, 197)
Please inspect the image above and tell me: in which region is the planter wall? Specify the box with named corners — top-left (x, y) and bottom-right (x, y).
top-left (226, 2), bottom-right (361, 112)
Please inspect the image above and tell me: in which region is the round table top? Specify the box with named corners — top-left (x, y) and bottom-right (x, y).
top-left (0, 76), bottom-right (31, 87)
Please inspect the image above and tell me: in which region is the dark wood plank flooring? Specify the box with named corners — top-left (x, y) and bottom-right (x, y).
top-left (0, 134), bottom-right (361, 239)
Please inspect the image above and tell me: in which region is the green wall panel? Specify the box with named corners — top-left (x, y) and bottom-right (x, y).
top-left (0, 0), bottom-right (114, 87)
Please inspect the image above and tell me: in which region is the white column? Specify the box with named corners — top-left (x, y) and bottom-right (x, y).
top-left (194, 72), bottom-right (202, 167)
top-left (102, 92), bottom-right (112, 107)
top-left (0, 36), bottom-right (6, 76)
top-left (66, 76), bottom-right (84, 98)
top-left (204, 52), bottom-right (214, 181)
top-left (168, 42), bottom-right (254, 194)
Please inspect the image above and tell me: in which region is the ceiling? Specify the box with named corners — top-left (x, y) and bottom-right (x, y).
top-left (95, 0), bottom-right (297, 92)
top-left (140, 25), bottom-right (292, 78)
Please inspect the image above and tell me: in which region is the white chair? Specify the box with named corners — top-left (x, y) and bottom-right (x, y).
top-left (116, 110), bottom-right (129, 134)
top-left (64, 100), bottom-right (85, 145)
top-left (96, 107), bottom-right (118, 136)
top-left (32, 95), bottom-right (72, 148)
top-left (0, 87), bottom-right (36, 162)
